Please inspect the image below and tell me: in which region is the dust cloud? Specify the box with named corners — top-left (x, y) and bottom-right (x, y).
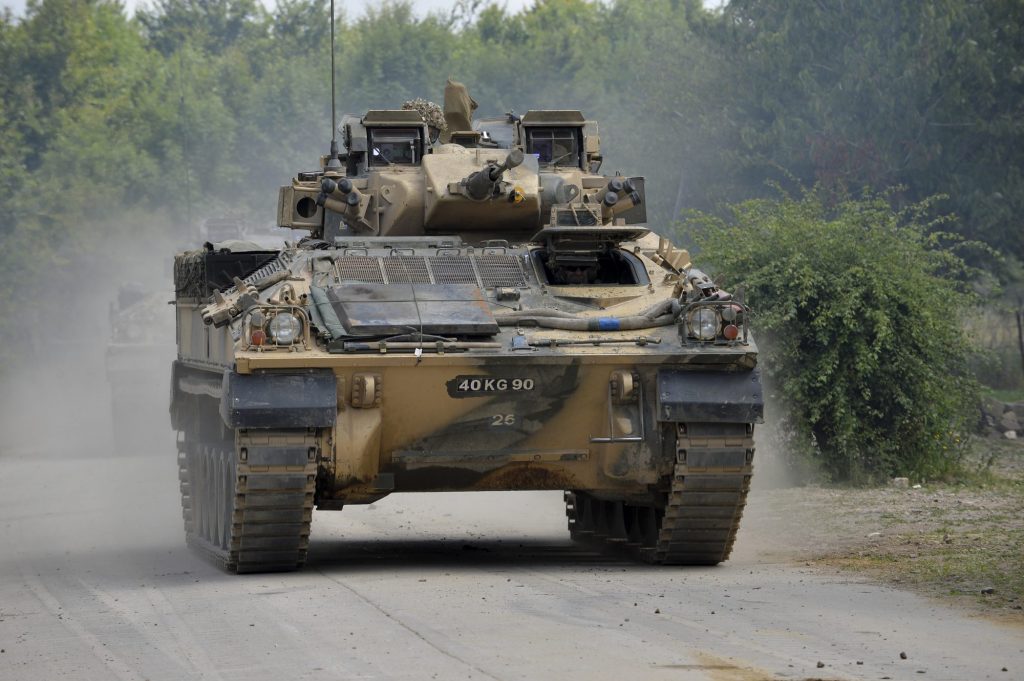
top-left (750, 405), bottom-right (818, 492)
top-left (0, 228), bottom-right (185, 563)
top-left (735, 386), bottom-right (830, 564)
top-left (0, 224), bottom-right (819, 569)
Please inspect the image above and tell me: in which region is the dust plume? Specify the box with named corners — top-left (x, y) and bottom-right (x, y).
top-left (735, 373), bottom-right (831, 564)
top-left (0, 223), bottom-right (186, 564)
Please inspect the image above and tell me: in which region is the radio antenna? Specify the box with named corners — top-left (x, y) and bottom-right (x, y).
top-left (326, 0), bottom-right (341, 171)
top-left (177, 51), bottom-right (194, 233)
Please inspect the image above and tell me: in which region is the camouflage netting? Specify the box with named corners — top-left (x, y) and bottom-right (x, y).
top-left (173, 250), bottom-right (280, 299)
top-left (402, 98), bottom-right (446, 133)
top-left (174, 250), bottom-right (209, 298)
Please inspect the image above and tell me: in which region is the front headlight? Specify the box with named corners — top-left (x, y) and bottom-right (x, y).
top-left (688, 308), bottom-right (719, 341)
top-left (267, 312), bottom-right (302, 345)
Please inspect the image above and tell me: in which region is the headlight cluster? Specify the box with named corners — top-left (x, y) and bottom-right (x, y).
top-left (268, 312), bottom-right (302, 344)
top-left (685, 304), bottom-right (744, 342)
top-left (248, 310), bottom-right (305, 348)
top-left (688, 308), bottom-right (718, 341)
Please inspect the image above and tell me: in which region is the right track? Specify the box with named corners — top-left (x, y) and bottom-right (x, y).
top-left (565, 420), bottom-right (755, 565)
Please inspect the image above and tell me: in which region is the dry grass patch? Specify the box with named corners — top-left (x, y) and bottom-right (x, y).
top-left (744, 437), bottom-right (1024, 620)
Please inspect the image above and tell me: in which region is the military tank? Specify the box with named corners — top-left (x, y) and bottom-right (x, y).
top-left (170, 81), bottom-right (763, 573)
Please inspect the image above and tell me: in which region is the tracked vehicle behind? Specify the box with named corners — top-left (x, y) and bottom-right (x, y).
top-left (170, 82), bottom-right (763, 573)
top-left (106, 284), bottom-right (176, 455)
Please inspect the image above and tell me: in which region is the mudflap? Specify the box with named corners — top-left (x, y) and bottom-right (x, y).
top-left (220, 369), bottom-right (337, 429)
top-left (655, 368), bottom-right (764, 424)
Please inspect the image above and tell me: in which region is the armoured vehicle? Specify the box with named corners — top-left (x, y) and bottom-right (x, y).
top-left (107, 283), bottom-right (176, 455)
top-left (171, 81), bottom-right (763, 573)
top-left (108, 217), bottom-right (281, 455)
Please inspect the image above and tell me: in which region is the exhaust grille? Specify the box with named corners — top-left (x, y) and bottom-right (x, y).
top-left (336, 256), bottom-right (386, 284)
top-left (383, 256), bottom-right (431, 284)
top-left (475, 255), bottom-right (529, 288)
top-left (428, 256), bottom-right (479, 285)
top-left (332, 254), bottom-right (528, 288)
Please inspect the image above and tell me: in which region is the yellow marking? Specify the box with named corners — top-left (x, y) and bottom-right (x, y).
top-left (691, 651), bottom-right (785, 681)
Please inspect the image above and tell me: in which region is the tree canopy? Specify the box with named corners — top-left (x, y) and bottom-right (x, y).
top-left (2, 0), bottom-right (1019, 259)
top-left (0, 0), bottom-right (1020, 470)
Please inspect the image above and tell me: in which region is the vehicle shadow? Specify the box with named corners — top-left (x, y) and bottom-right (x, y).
top-left (9, 537), bottom-right (706, 584)
top-left (307, 536), bottom-right (653, 572)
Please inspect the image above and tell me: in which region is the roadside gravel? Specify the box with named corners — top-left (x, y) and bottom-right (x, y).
top-left (739, 437), bottom-right (1024, 622)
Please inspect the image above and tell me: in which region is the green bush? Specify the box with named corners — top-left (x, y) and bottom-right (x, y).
top-left (684, 190), bottom-right (979, 482)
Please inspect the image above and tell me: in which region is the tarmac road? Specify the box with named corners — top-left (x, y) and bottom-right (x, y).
top-left (1, 442), bottom-right (1022, 681)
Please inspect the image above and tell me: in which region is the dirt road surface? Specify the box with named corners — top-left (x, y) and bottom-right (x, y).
top-left (2, 423), bottom-right (1022, 681)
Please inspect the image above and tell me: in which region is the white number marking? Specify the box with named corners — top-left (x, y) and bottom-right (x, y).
top-left (455, 377), bottom-right (535, 392)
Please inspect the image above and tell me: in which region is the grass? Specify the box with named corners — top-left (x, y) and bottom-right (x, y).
top-left (984, 386), bottom-right (1024, 403)
top-left (827, 518), bottom-right (1024, 612)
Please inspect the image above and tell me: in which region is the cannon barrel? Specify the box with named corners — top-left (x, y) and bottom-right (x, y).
top-left (461, 149), bottom-right (525, 201)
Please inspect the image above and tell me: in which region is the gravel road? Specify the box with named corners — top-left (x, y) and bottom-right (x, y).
top-left (2, 437), bottom-right (1021, 681)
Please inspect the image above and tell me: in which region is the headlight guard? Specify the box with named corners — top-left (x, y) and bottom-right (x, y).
top-left (681, 300), bottom-right (750, 344)
top-left (244, 306), bottom-right (309, 349)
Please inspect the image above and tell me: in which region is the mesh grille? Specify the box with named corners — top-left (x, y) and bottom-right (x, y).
top-left (242, 257), bottom-right (285, 285)
top-left (428, 256), bottom-right (478, 285)
top-left (229, 252), bottom-right (292, 292)
top-left (556, 207), bottom-right (599, 226)
top-left (383, 256), bottom-right (431, 283)
top-left (476, 255), bottom-right (528, 288)
top-left (325, 253), bottom-right (528, 287)
top-left (336, 256), bottom-right (385, 283)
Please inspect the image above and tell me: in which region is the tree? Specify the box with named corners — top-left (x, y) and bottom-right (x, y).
top-left (708, 0), bottom-right (1024, 262)
top-left (685, 189), bottom-right (979, 481)
top-left (137, 0), bottom-right (264, 56)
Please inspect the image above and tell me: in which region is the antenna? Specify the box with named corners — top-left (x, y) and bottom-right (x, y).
top-left (326, 0), bottom-right (341, 171)
top-left (177, 51), bottom-right (194, 233)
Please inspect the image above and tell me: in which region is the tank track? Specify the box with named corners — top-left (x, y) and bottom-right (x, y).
top-left (178, 429), bottom-right (319, 573)
top-left (565, 421), bottom-right (754, 565)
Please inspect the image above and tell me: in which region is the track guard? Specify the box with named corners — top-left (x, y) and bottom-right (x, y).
top-left (656, 368), bottom-right (764, 424)
top-left (221, 369), bottom-right (337, 429)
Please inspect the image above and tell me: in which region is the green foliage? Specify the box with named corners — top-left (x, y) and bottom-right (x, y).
top-left (711, 0), bottom-right (1024, 262)
top-left (138, 0), bottom-right (264, 56)
top-left (0, 0), bottom-right (1021, 398)
top-left (340, 2), bottom-right (459, 107)
top-left (4, 0), bottom-right (1020, 256)
top-left (685, 190), bottom-right (979, 482)
top-left (984, 387), bottom-right (1024, 405)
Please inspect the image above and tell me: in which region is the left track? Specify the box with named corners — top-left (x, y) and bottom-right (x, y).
top-left (179, 428), bottom-right (320, 573)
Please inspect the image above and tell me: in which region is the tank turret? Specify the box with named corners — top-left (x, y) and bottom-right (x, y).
top-left (276, 81), bottom-right (644, 245)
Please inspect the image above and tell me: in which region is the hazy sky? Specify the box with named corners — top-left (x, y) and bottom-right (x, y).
top-left (1, 0), bottom-right (535, 19)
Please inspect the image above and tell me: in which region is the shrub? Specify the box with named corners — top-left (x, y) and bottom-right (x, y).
top-left (684, 190), bottom-right (979, 482)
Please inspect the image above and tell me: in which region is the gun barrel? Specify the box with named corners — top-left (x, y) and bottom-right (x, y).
top-left (491, 148), bottom-right (525, 179)
top-left (462, 149), bottom-right (525, 201)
